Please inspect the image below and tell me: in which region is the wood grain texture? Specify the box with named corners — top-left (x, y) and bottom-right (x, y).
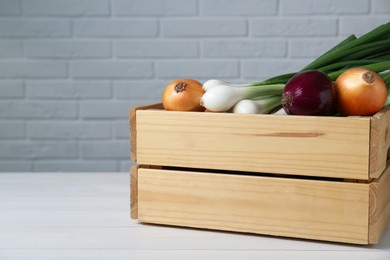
top-left (370, 106), bottom-right (390, 179)
top-left (3, 249), bottom-right (390, 260)
top-left (369, 164), bottom-right (390, 244)
top-left (1, 172), bottom-right (390, 259)
top-left (136, 109), bottom-right (371, 179)
top-left (130, 166), bottom-right (138, 219)
top-left (138, 168), bottom-right (370, 244)
top-left (129, 103), bottom-right (163, 162)
top-left (129, 107), bottom-right (137, 162)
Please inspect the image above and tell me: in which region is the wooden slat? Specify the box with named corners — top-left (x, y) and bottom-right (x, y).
top-left (136, 109), bottom-right (371, 179)
top-left (2, 172), bottom-right (390, 257)
top-left (369, 164), bottom-right (390, 244)
top-left (3, 249), bottom-right (390, 260)
top-left (1, 225), bottom-right (386, 251)
top-left (129, 103), bottom-right (163, 162)
top-left (0, 210), bottom-right (134, 227)
top-left (370, 106), bottom-right (390, 179)
top-left (130, 166), bottom-right (138, 219)
top-left (138, 168), bottom-right (370, 244)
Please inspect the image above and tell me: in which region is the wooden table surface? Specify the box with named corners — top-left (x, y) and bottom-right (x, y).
top-left (1, 172), bottom-right (390, 260)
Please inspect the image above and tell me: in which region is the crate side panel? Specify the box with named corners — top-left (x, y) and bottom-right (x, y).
top-left (129, 108), bottom-right (137, 162)
top-left (129, 103), bottom-right (163, 162)
top-left (138, 168), bottom-right (369, 244)
top-left (130, 165), bottom-right (138, 219)
top-left (136, 110), bottom-right (370, 179)
top-left (369, 165), bottom-right (390, 244)
top-left (370, 107), bottom-right (390, 179)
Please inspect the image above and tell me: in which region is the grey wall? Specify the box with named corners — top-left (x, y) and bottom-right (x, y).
top-left (0, 0), bottom-right (389, 172)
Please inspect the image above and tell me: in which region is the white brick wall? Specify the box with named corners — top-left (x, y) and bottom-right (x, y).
top-left (0, 0), bottom-right (388, 172)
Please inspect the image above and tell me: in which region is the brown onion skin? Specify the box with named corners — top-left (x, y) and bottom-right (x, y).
top-left (335, 68), bottom-right (387, 116)
top-left (162, 78), bottom-right (205, 111)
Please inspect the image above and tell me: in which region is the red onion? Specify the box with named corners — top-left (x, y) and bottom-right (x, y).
top-left (281, 70), bottom-right (336, 116)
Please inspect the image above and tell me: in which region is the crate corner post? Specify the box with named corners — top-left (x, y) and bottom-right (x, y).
top-left (130, 165), bottom-right (138, 220)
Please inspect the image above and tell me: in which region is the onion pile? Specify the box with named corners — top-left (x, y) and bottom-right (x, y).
top-left (161, 22), bottom-right (390, 116)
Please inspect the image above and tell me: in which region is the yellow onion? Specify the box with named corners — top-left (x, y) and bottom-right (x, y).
top-left (335, 68), bottom-right (387, 116)
top-left (162, 78), bottom-right (205, 111)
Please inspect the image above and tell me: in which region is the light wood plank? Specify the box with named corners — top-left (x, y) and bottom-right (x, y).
top-left (369, 164), bottom-right (390, 243)
top-left (370, 106), bottom-right (390, 178)
top-left (136, 109), bottom-right (371, 179)
top-left (1, 249), bottom-right (390, 260)
top-left (130, 166), bottom-right (138, 219)
top-left (138, 168), bottom-right (370, 244)
top-left (0, 196), bottom-right (128, 211)
top-left (0, 172), bottom-right (390, 259)
top-left (0, 225), bottom-right (380, 251)
top-left (129, 103), bottom-right (163, 162)
top-left (0, 210), bottom-right (135, 227)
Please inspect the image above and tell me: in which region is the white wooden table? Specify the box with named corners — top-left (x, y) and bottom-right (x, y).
top-left (1, 172), bottom-right (390, 260)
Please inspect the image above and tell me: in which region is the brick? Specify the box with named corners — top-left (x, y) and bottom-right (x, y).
top-left (0, 101), bottom-right (77, 119)
top-left (114, 80), bottom-right (165, 100)
top-left (0, 142), bottom-right (30, 158)
top-left (163, 19), bottom-right (247, 37)
top-left (25, 40), bottom-right (111, 58)
top-left (28, 121), bottom-right (111, 139)
top-left (0, 161), bottom-right (31, 171)
top-left (203, 40), bottom-right (287, 58)
top-left (113, 0), bottom-right (197, 16)
top-left (80, 141), bottom-right (130, 159)
top-left (280, 0), bottom-right (369, 14)
top-left (0, 19), bottom-right (70, 37)
top-left (80, 100), bottom-right (151, 119)
top-left (0, 0), bottom-right (20, 15)
top-left (0, 61), bottom-right (67, 79)
top-left (201, 0), bottom-right (277, 16)
top-left (242, 60), bottom-right (310, 81)
top-left (156, 61), bottom-right (239, 79)
top-left (74, 19), bottom-right (158, 37)
top-left (22, 0), bottom-right (109, 16)
top-left (26, 80), bottom-right (111, 99)
top-left (373, 0), bottom-right (390, 14)
top-left (289, 38), bottom-right (341, 58)
top-left (32, 142), bottom-right (78, 159)
top-left (251, 18), bottom-right (337, 36)
top-left (0, 161), bottom-right (32, 172)
top-left (0, 81), bottom-right (24, 98)
top-left (0, 141), bottom-right (78, 159)
top-left (0, 40), bottom-right (22, 58)
top-left (115, 40), bottom-right (198, 58)
top-left (34, 160), bottom-right (118, 172)
top-left (340, 17), bottom-right (390, 36)
top-left (114, 121), bottom-right (130, 139)
top-left (0, 121), bottom-right (24, 139)
top-left (71, 61), bottom-right (153, 79)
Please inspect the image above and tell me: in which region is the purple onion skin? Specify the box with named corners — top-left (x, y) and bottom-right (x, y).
top-left (281, 70), bottom-right (337, 116)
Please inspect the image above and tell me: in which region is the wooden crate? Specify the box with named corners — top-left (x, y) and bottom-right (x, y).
top-left (129, 104), bottom-right (390, 244)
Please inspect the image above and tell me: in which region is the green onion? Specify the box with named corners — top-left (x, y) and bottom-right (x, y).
top-left (318, 60), bottom-right (384, 73)
top-left (364, 52), bottom-right (390, 60)
top-left (327, 61), bottom-right (390, 81)
top-left (200, 84), bottom-right (284, 112)
top-left (301, 22), bottom-right (390, 70)
top-left (232, 96), bottom-right (281, 114)
top-left (253, 72), bottom-right (296, 86)
top-left (301, 34), bottom-right (357, 71)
